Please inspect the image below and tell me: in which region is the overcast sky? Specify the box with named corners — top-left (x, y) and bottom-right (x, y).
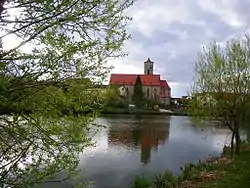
top-left (108, 0), bottom-right (250, 97)
top-left (3, 0), bottom-right (250, 97)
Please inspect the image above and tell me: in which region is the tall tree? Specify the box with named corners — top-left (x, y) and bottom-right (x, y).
top-left (189, 35), bottom-right (250, 155)
top-left (0, 0), bottom-right (134, 187)
top-left (132, 75), bottom-right (144, 108)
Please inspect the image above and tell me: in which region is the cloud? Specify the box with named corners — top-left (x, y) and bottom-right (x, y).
top-left (109, 0), bottom-right (250, 97)
top-left (3, 0), bottom-right (250, 97)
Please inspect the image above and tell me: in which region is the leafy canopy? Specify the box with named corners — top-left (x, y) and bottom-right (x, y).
top-left (190, 35), bottom-right (250, 121)
top-left (0, 0), bottom-right (134, 187)
top-left (189, 34), bottom-right (250, 154)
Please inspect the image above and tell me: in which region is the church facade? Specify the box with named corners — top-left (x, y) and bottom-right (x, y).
top-left (109, 58), bottom-right (171, 105)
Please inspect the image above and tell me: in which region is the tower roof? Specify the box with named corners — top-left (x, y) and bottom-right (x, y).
top-left (144, 57), bottom-right (153, 63)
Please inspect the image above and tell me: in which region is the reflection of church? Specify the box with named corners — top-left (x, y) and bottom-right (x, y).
top-left (108, 117), bottom-right (170, 164)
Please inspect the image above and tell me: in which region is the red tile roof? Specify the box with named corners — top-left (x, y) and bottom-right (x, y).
top-left (160, 80), bottom-right (170, 89)
top-left (140, 75), bottom-right (160, 86)
top-left (109, 74), bottom-right (163, 86)
top-left (110, 74), bottom-right (137, 85)
top-left (109, 73), bottom-right (171, 99)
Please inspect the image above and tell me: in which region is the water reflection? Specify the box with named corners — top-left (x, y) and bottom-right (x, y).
top-left (38, 115), bottom-right (232, 188)
top-left (107, 116), bottom-right (170, 164)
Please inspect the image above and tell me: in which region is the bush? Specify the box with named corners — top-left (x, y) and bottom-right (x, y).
top-left (154, 170), bottom-right (179, 188)
top-left (132, 176), bottom-right (152, 188)
top-left (179, 163), bottom-right (196, 181)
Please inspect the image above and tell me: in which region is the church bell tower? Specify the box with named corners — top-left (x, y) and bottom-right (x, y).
top-left (144, 58), bottom-right (154, 75)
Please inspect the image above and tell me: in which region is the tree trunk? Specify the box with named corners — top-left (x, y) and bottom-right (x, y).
top-left (231, 131), bottom-right (235, 157)
top-left (234, 121), bottom-right (241, 155)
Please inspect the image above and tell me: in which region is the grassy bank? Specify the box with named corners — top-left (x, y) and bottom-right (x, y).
top-left (132, 143), bottom-right (250, 188)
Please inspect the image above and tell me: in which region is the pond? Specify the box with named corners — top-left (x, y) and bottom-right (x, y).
top-left (41, 115), bottom-right (232, 188)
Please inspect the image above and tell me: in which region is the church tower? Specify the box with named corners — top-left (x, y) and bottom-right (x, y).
top-left (144, 58), bottom-right (154, 75)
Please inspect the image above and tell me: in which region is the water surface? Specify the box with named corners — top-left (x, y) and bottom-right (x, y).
top-left (43, 115), bottom-right (232, 188)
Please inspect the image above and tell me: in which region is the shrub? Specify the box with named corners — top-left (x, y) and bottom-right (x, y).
top-left (132, 176), bottom-right (152, 188)
top-left (154, 170), bottom-right (179, 188)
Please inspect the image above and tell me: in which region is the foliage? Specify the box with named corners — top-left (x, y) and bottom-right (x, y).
top-left (189, 34), bottom-right (250, 155)
top-left (132, 76), bottom-right (144, 108)
top-left (179, 97), bottom-right (190, 109)
top-left (0, 0), bottom-right (133, 187)
top-left (154, 170), bottom-right (179, 188)
top-left (204, 149), bottom-right (250, 188)
top-left (182, 141), bottom-right (250, 188)
top-left (132, 176), bottom-right (152, 188)
top-left (102, 86), bottom-right (128, 108)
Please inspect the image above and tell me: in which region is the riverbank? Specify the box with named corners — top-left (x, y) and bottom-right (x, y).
top-left (0, 106), bottom-right (188, 116)
top-left (132, 143), bottom-right (250, 188)
top-left (100, 107), bottom-right (188, 116)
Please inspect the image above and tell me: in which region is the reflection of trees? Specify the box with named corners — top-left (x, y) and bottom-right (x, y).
top-left (108, 116), bottom-right (170, 164)
top-left (141, 147), bottom-right (151, 164)
top-left (132, 128), bottom-right (141, 147)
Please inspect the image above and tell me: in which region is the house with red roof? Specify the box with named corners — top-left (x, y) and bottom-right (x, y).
top-left (109, 58), bottom-right (171, 105)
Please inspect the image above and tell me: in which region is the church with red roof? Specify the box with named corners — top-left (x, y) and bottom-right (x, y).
top-left (109, 58), bottom-right (171, 105)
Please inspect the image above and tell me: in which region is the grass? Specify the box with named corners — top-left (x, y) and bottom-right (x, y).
top-left (132, 142), bottom-right (250, 188)
top-left (197, 147), bottom-right (250, 188)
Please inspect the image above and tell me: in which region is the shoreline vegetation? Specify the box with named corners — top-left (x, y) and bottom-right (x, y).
top-left (100, 107), bottom-right (188, 116)
top-left (0, 107), bottom-right (188, 116)
top-left (132, 141), bottom-right (250, 188)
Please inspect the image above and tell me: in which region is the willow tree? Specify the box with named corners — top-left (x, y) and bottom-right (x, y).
top-left (190, 35), bottom-right (250, 155)
top-left (0, 0), bottom-right (133, 187)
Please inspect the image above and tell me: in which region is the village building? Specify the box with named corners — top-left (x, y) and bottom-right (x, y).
top-left (109, 58), bottom-right (171, 105)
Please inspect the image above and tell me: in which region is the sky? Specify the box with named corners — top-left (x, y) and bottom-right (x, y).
top-left (108, 0), bottom-right (250, 97)
top-left (2, 0), bottom-right (250, 98)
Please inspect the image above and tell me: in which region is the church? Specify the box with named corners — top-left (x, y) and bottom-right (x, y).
top-left (109, 58), bottom-right (171, 105)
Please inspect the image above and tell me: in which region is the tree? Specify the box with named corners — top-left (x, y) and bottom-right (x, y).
top-left (102, 86), bottom-right (127, 108)
top-left (189, 35), bottom-right (250, 156)
top-left (132, 75), bottom-right (144, 108)
top-left (0, 0), bottom-right (133, 187)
